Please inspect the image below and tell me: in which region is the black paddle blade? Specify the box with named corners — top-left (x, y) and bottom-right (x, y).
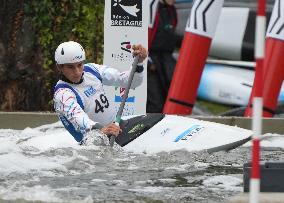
top-left (115, 113), bottom-right (165, 147)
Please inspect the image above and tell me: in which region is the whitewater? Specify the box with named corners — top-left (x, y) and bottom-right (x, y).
top-left (0, 121), bottom-right (283, 203)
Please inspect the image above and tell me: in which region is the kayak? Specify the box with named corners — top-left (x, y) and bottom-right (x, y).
top-left (116, 114), bottom-right (252, 154)
top-left (24, 114), bottom-right (252, 154)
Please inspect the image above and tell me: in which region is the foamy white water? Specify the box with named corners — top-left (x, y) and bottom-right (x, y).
top-left (0, 121), bottom-right (283, 203)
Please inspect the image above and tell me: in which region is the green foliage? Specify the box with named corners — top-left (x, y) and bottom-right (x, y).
top-left (23, 0), bottom-right (104, 109)
top-left (197, 99), bottom-right (231, 115)
top-left (24, 0), bottom-right (104, 64)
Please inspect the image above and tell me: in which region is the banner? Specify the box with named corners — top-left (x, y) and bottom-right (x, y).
top-left (104, 0), bottom-right (148, 116)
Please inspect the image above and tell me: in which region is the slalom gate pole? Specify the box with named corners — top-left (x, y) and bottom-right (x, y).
top-left (163, 0), bottom-right (224, 115)
top-left (249, 0), bottom-right (266, 202)
top-left (245, 0), bottom-right (284, 118)
top-left (109, 56), bottom-right (139, 147)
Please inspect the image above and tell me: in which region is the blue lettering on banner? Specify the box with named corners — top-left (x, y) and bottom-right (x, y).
top-left (84, 86), bottom-right (97, 97)
top-left (115, 104), bottom-right (134, 116)
top-left (115, 95), bottom-right (135, 103)
top-left (174, 125), bottom-right (204, 142)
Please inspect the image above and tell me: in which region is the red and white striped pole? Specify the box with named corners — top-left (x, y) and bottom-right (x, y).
top-left (245, 0), bottom-right (284, 118)
top-left (249, 0), bottom-right (266, 202)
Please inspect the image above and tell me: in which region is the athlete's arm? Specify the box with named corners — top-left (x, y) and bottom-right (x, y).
top-left (54, 88), bottom-right (97, 133)
top-left (54, 88), bottom-right (121, 137)
top-left (98, 65), bottom-right (143, 88)
top-left (89, 44), bottom-right (148, 88)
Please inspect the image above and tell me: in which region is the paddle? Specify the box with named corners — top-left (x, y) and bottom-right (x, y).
top-left (109, 55), bottom-right (140, 147)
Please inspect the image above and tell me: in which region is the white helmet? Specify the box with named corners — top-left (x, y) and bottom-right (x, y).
top-left (55, 41), bottom-right (86, 64)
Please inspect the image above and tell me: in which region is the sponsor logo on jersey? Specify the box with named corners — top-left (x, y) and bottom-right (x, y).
top-left (174, 125), bottom-right (204, 142)
top-left (111, 0), bottom-right (142, 27)
top-left (84, 86), bottom-right (97, 97)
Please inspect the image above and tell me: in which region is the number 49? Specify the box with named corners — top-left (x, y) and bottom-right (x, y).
top-left (95, 94), bottom-right (109, 113)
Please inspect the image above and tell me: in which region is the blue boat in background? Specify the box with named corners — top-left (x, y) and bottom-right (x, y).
top-left (197, 63), bottom-right (284, 107)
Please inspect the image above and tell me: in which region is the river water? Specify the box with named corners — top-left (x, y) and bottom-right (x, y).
top-left (0, 122), bottom-right (283, 203)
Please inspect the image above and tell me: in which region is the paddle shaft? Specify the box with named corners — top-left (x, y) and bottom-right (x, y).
top-left (109, 56), bottom-right (140, 146)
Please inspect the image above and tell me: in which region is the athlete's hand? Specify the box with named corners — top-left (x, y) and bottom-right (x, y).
top-left (132, 44), bottom-right (148, 63)
top-left (101, 123), bottom-right (122, 137)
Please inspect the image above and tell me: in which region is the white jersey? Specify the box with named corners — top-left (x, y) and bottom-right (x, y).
top-left (53, 63), bottom-right (143, 142)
